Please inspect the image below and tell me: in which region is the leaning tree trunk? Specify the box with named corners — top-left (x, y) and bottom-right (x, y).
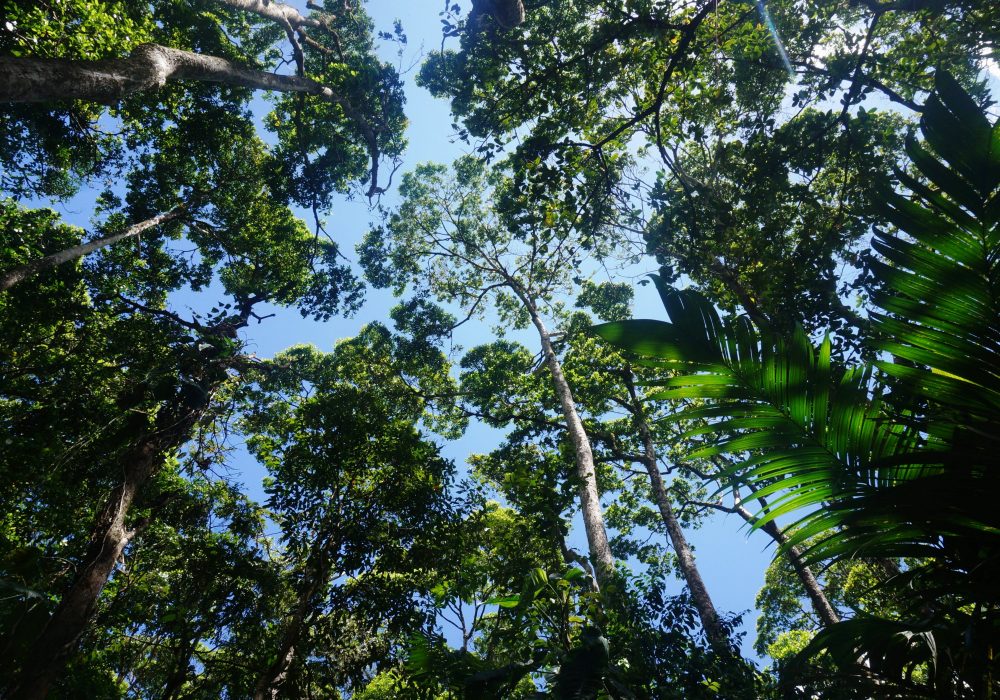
top-left (9, 401), bottom-right (203, 700)
top-left (0, 206), bottom-right (185, 292)
top-left (253, 606), bottom-right (306, 700)
top-left (160, 635), bottom-right (199, 700)
top-left (623, 375), bottom-right (733, 654)
top-left (520, 297), bottom-right (615, 585)
top-left (735, 503), bottom-right (840, 628)
top-left (253, 561), bottom-right (327, 700)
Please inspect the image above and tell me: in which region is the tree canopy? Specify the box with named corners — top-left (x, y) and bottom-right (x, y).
top-left (2, 0), bottom-right (998, 698)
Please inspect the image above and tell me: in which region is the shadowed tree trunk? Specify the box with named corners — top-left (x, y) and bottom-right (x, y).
top-left (252, 546), bottom-right (332, 700)
top-left (470, 0), bottom-right (526, 29)
top-left (9, 400), bottom-right (205, 700)
top-left (253, 587), bottom-right (313, 700)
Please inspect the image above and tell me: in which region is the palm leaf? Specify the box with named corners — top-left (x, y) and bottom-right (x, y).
top-left (595, 284), bottom-right (911, 556)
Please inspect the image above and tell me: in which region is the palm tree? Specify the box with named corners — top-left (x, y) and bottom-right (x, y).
top-left (595, 72), bottom-right (1000, 697)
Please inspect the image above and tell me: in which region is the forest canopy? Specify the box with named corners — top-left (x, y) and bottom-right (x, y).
top-left (1, 0), bottom-right (998, 698)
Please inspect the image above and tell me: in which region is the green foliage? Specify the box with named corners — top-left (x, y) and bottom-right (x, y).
top-left (574, 281), bottom-right (634, 323)
top-left (1, 0), bottom-right (404, 208)
top-left (234, 332), bottom-right (464, 695)
top-left (595, 72), bottom-right (1000, 696)
top-left (4, 0), bottom-right (998, 695)
top-left (646, 108), bottom-right (906, 346)
top-left (421, 0), bottom-right (991, 352)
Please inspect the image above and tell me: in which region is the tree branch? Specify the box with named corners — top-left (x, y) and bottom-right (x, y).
top-left (0, 44), bottom-right (385, 195)
top-left (1, 205), bottom-right (187, 292)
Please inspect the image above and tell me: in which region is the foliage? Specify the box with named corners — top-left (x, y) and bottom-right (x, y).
top-left (422, 0), bottom-right (993, 350)
top-left (595, 72), bottom-right (1000, 696)
top-left (2, 0), bottom-right (998, 696)
top-left (1, 0), bottom-right (404, 201)
top-left (0, 1), bottom-right (409, 695)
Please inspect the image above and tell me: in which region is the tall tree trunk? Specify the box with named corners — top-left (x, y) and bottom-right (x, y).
top-left (9, 403), bottom-right (201, 700)
top-left (518, 296), bottom-right (614, 585)
top-left (0, 206), bottom-right (185, 292)
top-left (254, 535), bottom-right (337, 700)
top-left (623, 374), bottom-right (733, 654)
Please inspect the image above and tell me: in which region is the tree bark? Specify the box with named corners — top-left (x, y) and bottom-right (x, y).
top-left (253, 575), bottom-right (323, 700)
top-left (470, 0), bottom-right (526, 29)
top-left (733, 504), bottom-right (840, 628)
top-left (8, 403), bottom-right (202, 700)
top-left (0, 43), bottom-right (382, 194)
top-left (0, 206), bottom-right (185, 292)
top-left (623, 374), bottom-right (733, 654)
top-left (217, 0), bottom-right (322, 31)
top-left (519, 297), bottom-right (615, 585)
top-left (0, 44), bottom-right (341, 105)
top-left (160, 637), bottom-right (197, 700)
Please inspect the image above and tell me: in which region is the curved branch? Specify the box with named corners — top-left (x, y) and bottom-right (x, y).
top-left (216, 0), bottom-right (323, 31)
top-left (0, 43), bottom-right (384, 194)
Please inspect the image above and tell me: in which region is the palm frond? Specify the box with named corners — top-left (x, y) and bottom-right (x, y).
top-left (870, 72), bottom-right (1000, 456)
top-left (594, 284), bottom-right (910, 559)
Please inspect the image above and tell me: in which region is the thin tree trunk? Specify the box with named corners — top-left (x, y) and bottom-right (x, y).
top-left (9, 404), bottom-right (201, 700)
top-left (160, 637), bottom-right (197, 700)
top-left (0, 206), bottom-right (185, 292)
top-left (519, 297), bottom-right (614, 584)
top-left (253, 581), bottom-right (318, 700)
top-left (623, 374), bottom-right (733, 654)
top-left (254, 536), bottom-right (336, 700)
top-left (732, 503), bottom-right (840, 628)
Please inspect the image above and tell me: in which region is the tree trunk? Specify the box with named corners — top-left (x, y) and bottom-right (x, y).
top-left (160, 637), bottom-right (197, 700)
top-left (521, 300), bottom-right (615, 585)
top-left (253, 626), bottom-right (300, 700)
top-left (0, 206), bottom-right (185, 292)
top-left (0, 44), bottom-right (347, 105)
top-left (0, 43), bottom-right (382, 193)
top-left (623, 375), bottom-right (733, 654)
top-left (9, 404), bottom-right (200, 700)
top-left (735, 505), bottom-right (840, 628)
top-left (254, 539), bottom-right (334, 700)
top-left (253, 584), bottom-right (316, 700)
top-left (217, 0), bottom-right (322, 31)
top-left (470, 0), bottom-right (526, 29)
